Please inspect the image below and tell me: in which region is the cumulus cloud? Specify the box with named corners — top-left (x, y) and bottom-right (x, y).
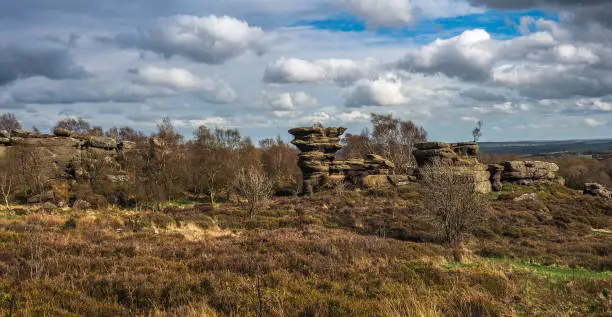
top-left (7, 66), bottom-right (237, 105)
top-left (108, 15), bottom-right (269, 64)
top-left (261, 91), bottom-right (318, 110)
top-left (300, 110), bottom-right (370, 125)
top-left (466, 0), bottom-right (612, 29)
top-left (132, 66), bottom-right (237, 103)
top-left (584, 118), bottom-right (606, 127)
top-left (263, 57), bottom-right (380, 85)
top-left (397, 21), bottom-right (612, 100)
top-left (336, 0), bottom-right (413, 26)
top-left (345, 74), bottom-right (409, 107)
top-left (460, 116), bottom-right (480, 123)
top-left (398, 29), bottom-right (496, 81)
top-left (0, 44), bottom-right (89, 86)
top-left (472, 102), bottom-right (530, 114)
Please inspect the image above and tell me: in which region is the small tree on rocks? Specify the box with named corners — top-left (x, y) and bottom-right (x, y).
top-left (235, 168), bottom-right (274, 218)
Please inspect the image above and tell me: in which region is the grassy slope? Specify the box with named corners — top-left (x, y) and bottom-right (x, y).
top-left (0, 184), bottom-right (611, 316)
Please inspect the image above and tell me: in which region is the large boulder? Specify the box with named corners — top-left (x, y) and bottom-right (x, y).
top-left (502, 161), bottom-right (559, 181)
top-left (11, 129), bottom-right (31, 137)
top-left (584, 183), bottom-right (612, 199)
top-left (53, 128), bottom-right (73, 137)
top-left (362, 175), bottom-right (393, 189)
top-left (87, 136), bottom-right (118, 150)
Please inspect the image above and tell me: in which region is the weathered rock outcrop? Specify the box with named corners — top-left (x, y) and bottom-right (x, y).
top-left (584, 183), bottom-right (612, 199)
top-left (414, 141), bottom-right (492, 194)
top-left (0, 132), bottom-right (133, 188)
top-left (289, 126), bottom-right (403, 193)
top-left (501, 161), bottom-right (562, 185)
top-left (289, 126), bottom-right (347, 194)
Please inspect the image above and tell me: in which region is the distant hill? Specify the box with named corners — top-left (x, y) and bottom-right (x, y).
top-left (478, 139), bottom-right (612, 156)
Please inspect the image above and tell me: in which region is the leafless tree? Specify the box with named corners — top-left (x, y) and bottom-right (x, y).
top-left (420, 159), bottom-right (489, 245)
top-left (54, 117), bottom-right (92, 135)
top-left (472, 121), bottom-right (483, 142)
top-left (0, 156), bottom-right (16, 210)
top-left (0, 113), bottom-right (22, 131)
top-left (235, 168), bottom-right (274, 218)
top-left (340, 114), bottom-right (427, 173)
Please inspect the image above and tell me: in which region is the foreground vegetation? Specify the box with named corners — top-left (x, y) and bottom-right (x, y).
top-left (1, 183), bottom-right (610, 316)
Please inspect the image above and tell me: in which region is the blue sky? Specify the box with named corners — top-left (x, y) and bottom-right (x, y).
top-left (0, 0), bottom-right (611, 142)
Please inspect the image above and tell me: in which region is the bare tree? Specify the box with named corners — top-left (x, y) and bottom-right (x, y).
top-left (0, 113), bottom-right (22, 131)
top-left (54, 117), bottom-right (92, 135)
top-left (420, 160), bottom-right (489, 245)
top-left (0, 155), bottom-right (17, 210)
top-left (340, 113), bottom-right (427, 173)
top-left (472, 121), bottom-right (483, 142)
top-left (235, 168), bottom-right (274, 218)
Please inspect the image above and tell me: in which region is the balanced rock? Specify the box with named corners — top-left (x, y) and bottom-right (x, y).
top-left (289, 126), bottom-right (347, 193)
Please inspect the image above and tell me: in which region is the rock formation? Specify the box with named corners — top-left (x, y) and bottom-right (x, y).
top-left (501, 161), bottom-right (562, 185)
top-left (584, 183), bottom-right (612, 200)
top-left (289, 126), bottom-right (403, 193)
top-left (289, 126), bottom-right (347, 194)
top-left (414, 141), bottom-right (492, 194)
top-left (0, 130), bottom-right (132, 186)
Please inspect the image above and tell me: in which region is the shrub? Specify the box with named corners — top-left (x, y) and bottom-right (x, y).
top-left (235, 168), bottom-right (274, 218)
top-left (419, 160), bottom-right (490, 245)
top-left (63, 218), bottom-right (77, 230)
top-left (72, 199), bottom-right (92, 211)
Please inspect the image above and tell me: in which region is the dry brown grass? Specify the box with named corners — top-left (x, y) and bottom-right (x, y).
top-left (0, 184), bottom-right (611, 316)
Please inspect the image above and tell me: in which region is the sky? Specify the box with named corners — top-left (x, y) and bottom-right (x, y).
top-left (1, 0), bottom-right (611, 143)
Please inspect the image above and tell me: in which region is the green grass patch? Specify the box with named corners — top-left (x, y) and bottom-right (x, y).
top-left (489, 258), bottom-right (612, 281)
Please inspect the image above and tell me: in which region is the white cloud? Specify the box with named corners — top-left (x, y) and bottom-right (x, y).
top-left (263, 57), bottom-right (380, 85)
top-left (133, 66), bottom-right (237, 103)
top-left (345, 74), bottom-right (409, 107)
top-left (261, 91), bottom-right (318, 110)
top-left (584, 118), bottom-right (606, 127)
top-left (398, 29), bottom-right (495, 81)
top-left (576, 99), bottom-right (612, 112)
top-left (300, 109), bottom-right (370, 125)
top-left (111, 15), bottom-right (270, 64)
top-left (473, 102), bottom-right (530, 114)
top-left (460, 116), bottom-right (479, 123)
top-left (337, 0), bottom-right (413, 26)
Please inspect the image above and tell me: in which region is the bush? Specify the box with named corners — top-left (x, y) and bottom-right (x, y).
top-left (420, 160), bottom-right (489, 245)
top-left (72, 199), bottom-right (92, 211)
top-left (63, 218), bottom-right (77, 230)
top-left (235, 168), bottom-right (274, 218)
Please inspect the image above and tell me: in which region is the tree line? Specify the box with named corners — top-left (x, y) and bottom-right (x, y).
top-left (0, 112), bottom-right (428, 213)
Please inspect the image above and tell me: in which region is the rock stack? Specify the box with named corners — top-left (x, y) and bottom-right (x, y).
top-left (289, 126), bottom-right (347, 194)
top-left (414, 142), bottom-right (492, 194)
top-left (501, 161), bottom-right (562, 185)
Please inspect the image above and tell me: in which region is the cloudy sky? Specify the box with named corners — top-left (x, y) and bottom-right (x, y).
top-left (1, 0), bottom-right (611, 142)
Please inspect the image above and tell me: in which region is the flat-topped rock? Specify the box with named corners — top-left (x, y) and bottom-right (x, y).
top-left (288, 127), bottom-right (326, 138)
top-left (415, 142), bottom-right (450, 150)
top-left (53, 128), bottom-right (73, 137)
top-left (87, 136), bottom-right (118, 150)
